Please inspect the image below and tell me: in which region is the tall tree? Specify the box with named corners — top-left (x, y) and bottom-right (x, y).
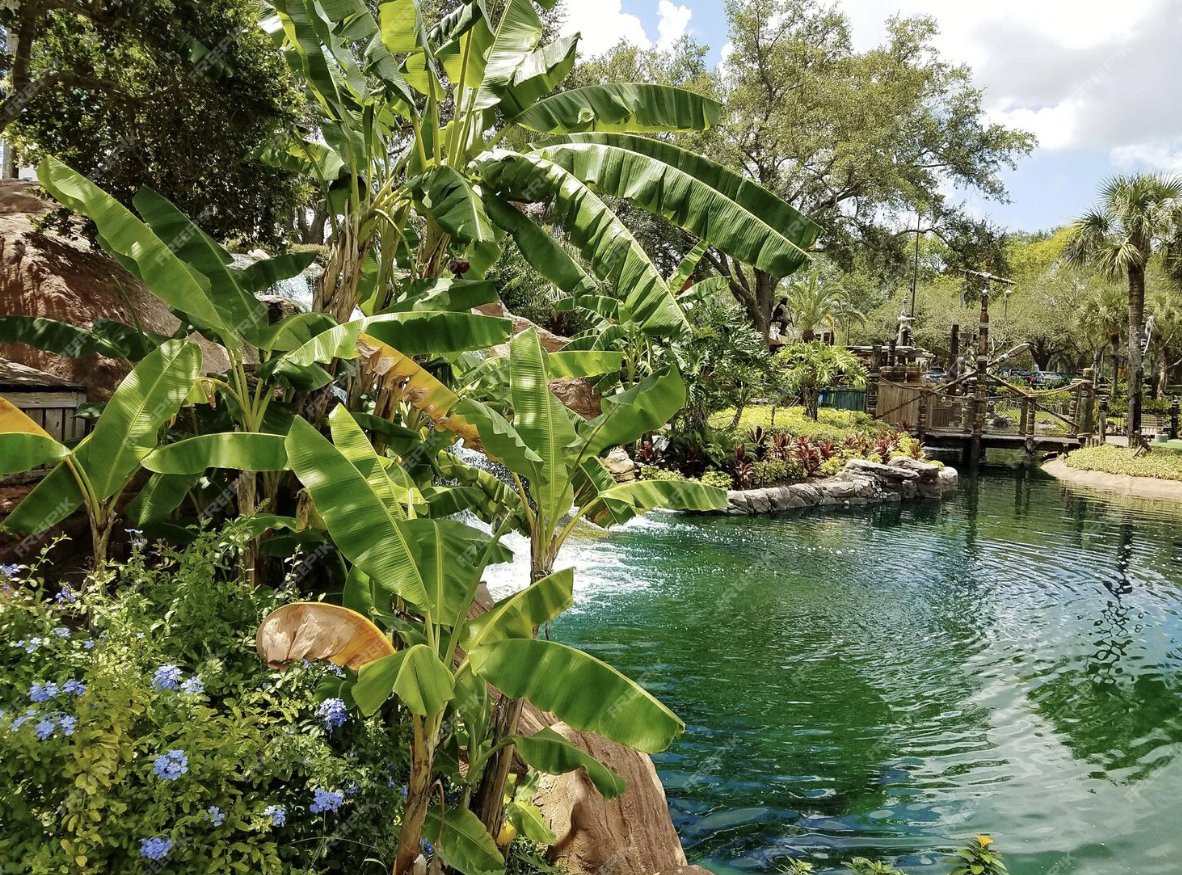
top-left (702, 1), bottom-right (1034, 334)
top-left (1065, 175), bottom-right (1182, 435)
top-left (0, 0), bottom-right (304, 243)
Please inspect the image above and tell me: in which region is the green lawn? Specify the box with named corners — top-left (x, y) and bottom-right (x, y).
top-left (709, 405), bottom-right (891, 442)
top-left (1064, 444), bottom-right (1182, 483)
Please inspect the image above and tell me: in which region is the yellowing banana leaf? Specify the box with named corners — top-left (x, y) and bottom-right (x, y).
top-left (256, 602), bottom-right (395, 670)
top-left (356, 333), bottom-right (482, 446)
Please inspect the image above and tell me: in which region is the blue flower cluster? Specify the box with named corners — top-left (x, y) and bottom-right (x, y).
top-left (310, 787), bottom-right (345, 814)
top-left (151, 663), bottom-right (204, 696)
top-left (316, 697), bottom-right (349, 732)
top-left (139, 837), bottom-right (173, 861)
top-left (18, 711), bottom-right (76, 739)
top-left (152, 749), bottom-right (189, 781)
top-left (55, 587), bottom-right (77, 604)
top-left (126, 528), bottom-right (147, 550)
top-left (14, 636), bottom-right (42, 654)
top-left (29, 682), bottom-right (58, 702)
top-left (421, 839), bottom-right (434, 855)
top-left (264, 804), bottom-right (286, 827)
top-left (0, 563), bottom-right (18, 578)
top-left (206, 805), bottom-right (225, 827)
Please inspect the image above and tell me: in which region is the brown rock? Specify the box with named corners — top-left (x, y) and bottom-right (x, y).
top-left (601, 447), bottom-right (636, 482)
top-left (0, 201), bottom-right (231, 400)
top-left (475, 301), bottom-right (570, 354)
top-left (548, 377), bottom-right (602, 421)
top-left (534, 722), bottom-right (687, 875)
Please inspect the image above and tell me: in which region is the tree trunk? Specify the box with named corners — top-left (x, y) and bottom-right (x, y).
top-left (394, 715), bottom-right (435, 875)
top-left (471, 553), bottom-right (550, 840)
top-left (0, 3), bottom-right (39, 141)
top-left (1127, 264), bottom-right (1146, 436)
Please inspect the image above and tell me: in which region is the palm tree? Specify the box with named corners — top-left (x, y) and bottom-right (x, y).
top-left (1076, 282), bottom-right (1127, 384)
top-left (1066, 175), bottom-right (1182, 434)
top-left (785, 270), bottom-right (850, 342)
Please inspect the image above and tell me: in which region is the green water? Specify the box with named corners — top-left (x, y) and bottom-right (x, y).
top-left (540, 471), bottom-right (1182, 874)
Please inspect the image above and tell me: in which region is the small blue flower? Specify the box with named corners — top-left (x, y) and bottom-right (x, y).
top-left (52, 627), bottom-right (70, 638)
top-left (152, 749), bottom-right (189, 781)
top-left (264, 804), bottom-right (286, 827)
top-left (16, 637), bottom-right (41, 654)
top-left (83, 639), bottom-right (96, 650)
top-left (316, 697), bottom-right (348, 731)
top-left (55, 587), bottom-right (76, 604)
top-left (139, 837), bottom-right (172, 861)
top-left (328, 663), bottom-right (344, 677)
top-left (11, 708), bottom-right (36, 730)
top-left (206, 805), bottom-right (225, 827)
top-left (152, 664), bottom-right (182, 691)
top-left (34, 717), bottom-right (56, 740)
top-left (310, 788), bottom-right (345, 814)
top-left (0, 563), bottom-right (18, 578)
top-left (400, 784), bottom-right (408, 798)
top-left (181, 676), bottom-right (204, 696)
top-left (126, 528), bottom-right (147, 550)
top-left (344, 782), bottom-right (358, 796)
top-left (29, 682), bottom-right (58, 703)
top-left (58, 715), bottom-right (76, 736)
top-left (62, 680), bottom-right (86, 696)
top-left (421, 839), bottom-right (434, 855)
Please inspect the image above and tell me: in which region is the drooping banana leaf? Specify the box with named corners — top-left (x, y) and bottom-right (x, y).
top-left (478, 152), bottom-right (685, 336)
top-left (582, 366), bottom-right (686, 456)
top-left (0, 315), bottom-right (129, 360)
top-left (469, 637), bottom-right (683, 753)
top-left (142, 433), bottom-right (290, 475)
top-left (125, 472), bottom-right (201, 526)
top-left (236, 250), bottom-right (319, 294)
top-left (0, 433), bottom-right (69, 476)
top-left (353, 644), bottom-right (455, 716)
top-left (540, 134), bottom-right (822, 277)
top-left (513, 83), bottom-right (721, 134)
top-left (460, 568), bottom-right (574, 651)
top-left (422, 805), bottom-right (504, 875)
top-left (498, 33), bottom-right (578, 118)
top-left (473, 0), bottom-right (542, 112)
top-left (510, 726), bottom-right (627, 800)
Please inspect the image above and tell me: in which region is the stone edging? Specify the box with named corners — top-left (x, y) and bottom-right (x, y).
top-left (1042, 457), bottom-right (1182, 503)
top-left (715, 458), bottom-right (959, 516)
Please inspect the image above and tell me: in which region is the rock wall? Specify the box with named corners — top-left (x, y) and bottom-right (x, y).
top-left (720, 457), bottom-right (958, 515)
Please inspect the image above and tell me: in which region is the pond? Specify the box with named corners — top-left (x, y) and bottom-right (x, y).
top-left (507, 471), bottom-right (1182, 874)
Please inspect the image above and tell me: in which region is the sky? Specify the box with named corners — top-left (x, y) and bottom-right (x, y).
top-left (559, 0), bottom-right (1182, 234)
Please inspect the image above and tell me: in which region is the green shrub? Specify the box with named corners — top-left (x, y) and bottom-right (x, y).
top-left (709, 406), bottom-right (891, 443)
top-left (1064, 444), bottom-right (1182, 482)
top-left (700, 470), bottom-right (734, 490)
top-left (0, 523), bottom-right (410, 874)
top-left (819, 457), bottom-right (848, 477)
top-left (748, 460), bottom-right (806, 488)
top-left (639, 467), bottom-right (688, 482)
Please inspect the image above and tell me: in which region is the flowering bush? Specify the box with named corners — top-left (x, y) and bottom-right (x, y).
top-left (0, 524), bottom-right (411, 874)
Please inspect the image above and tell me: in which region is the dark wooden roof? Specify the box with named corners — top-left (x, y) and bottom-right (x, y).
top-left (0, 358), bottom-right (85, 392)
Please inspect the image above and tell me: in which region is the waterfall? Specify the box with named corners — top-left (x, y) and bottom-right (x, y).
top-left (232, 252), bottom-right (314, 312)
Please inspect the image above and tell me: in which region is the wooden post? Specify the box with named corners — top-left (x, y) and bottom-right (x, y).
top-left (1026, 397), bottom-right (1037, 438)
top-left (918, 392), bottom-right (928, 441)
top-left (1097, 396), bottom-right (1109, 445)
top-left (971, 286), bottom-right (990, 463)
top-left (1081, 368), bottom-right (1096, 438)
top-left (1019, 396), bottom-right (1030, 436)
top-left (867, 344), bottom-right (882, 418)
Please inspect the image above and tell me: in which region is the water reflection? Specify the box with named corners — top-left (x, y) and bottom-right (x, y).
top-left (553, 471), bottom-right (1182, 875)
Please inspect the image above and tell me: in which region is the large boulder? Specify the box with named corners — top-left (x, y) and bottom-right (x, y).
top-left (533, 722), bottom-right (688, 875)
top-left (0, 181), bottom-right (231, 400)
top-left (549, 377), bottom-right (602, 420)
top-left (475, 301), bottom-right (569, 354)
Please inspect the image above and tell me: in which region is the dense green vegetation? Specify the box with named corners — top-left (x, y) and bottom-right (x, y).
top-left (1065, 445), bottom-right (1182, 482)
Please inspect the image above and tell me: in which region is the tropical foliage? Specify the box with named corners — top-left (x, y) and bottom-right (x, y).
top-left (777, 343), bottom-right (868, 421)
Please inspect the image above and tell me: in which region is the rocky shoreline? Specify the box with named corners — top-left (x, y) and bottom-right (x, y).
top-left (716, 457), bottom-right (959, 515)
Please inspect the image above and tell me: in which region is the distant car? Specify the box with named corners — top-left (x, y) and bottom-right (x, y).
top-left (1033, 372), bottom-right (1067, 388)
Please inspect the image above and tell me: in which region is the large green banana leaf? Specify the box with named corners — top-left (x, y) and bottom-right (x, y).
top-left (473, 0), bottom-right (542, 111)
top-left (143, 434), bottom-right (290, 475)
top-left (498, 33), bottom-right (578, 118)
top-left (0, 315), bottom-right (128, 360)
top-left (424, 167), bottom-right (497, 245)
top-left (252, 312), bottom-right (339, 353)
top-left (513, 83), bottom-right (721, 134)
top-left (282, 312), bottom-right (511, 366)
top-left (454, 399), bottom-right (542, 480)
top-left (125, 472), bottom-right (201, 526)
top-left (236, 251), bottom-right (319, 294)
top-left (327, 406), bottom-right (414, 517)
top-left (285, 417), bottom-right (429, 607)
top-left (540, 134), bottom-right (821, 277)
top-left (381, 278), bottom-right (499, 314)
top-left (0, 433), bottom-right (68, 476)
top-left (2, 460), bottom-right (84, 534)
top-left (36, 158), bottom-right (232, 343)
top-left (353, 644), bottom-right (455, 716)
top-left (422, 805), bottom-right (504, 875)
top-left (509, 330), bottom-right (575, 525)
top-left (482, 192), bottom-right (598, 297)
top-left (582, 367), bottom-right (686, 456)
top-left (477, 153), bottom-right (685, 336)
top-left (510, 726), bottom-right (626, 800)
top-left (469, 638), bottom-right (683, 753)
top-left (133, 188), bottom-right (269, 344)
top-left (588, 479), bottom-right (728, 528)
top-left (72, 340), bottom-right (202, 501)
top-left (436, 451), bottom-right (527, 534)
top-left (460, 568), bottom-right (574, 651)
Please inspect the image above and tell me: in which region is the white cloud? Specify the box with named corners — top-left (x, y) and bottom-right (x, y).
top-left (656, 1), bottom-right (693, 50)
top-left (560, 0), bottom-right (651, 57)
top-left (837, 0), bottom-right (1182, 161)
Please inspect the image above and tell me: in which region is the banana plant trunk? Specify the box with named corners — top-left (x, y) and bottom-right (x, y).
top-left (394, 715), bottom-right (436, 875)
top-left (472, 553), bottom-right (553, 838)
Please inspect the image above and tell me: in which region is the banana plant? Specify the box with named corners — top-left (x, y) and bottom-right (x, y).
top-left (258, 405), bottom-right (684, 875)
top-left (16, 160), bottom-right (514, 542)
top-left (259, 0), bottom-right (819, 346)
top-left (0, 340), bottom-right (202, 565)
top-left (444, 327), bottom-right (728, 830)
